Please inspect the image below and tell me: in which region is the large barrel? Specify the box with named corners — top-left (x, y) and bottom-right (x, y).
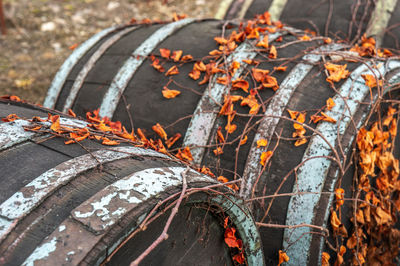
top-left (0, 99), bottom-right (263, 265)
top-left (217, 0), bottom-right (400, 48)
top-left (43, 19), bottom-right (400, 264)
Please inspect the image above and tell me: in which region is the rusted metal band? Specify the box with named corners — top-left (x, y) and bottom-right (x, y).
top-left (0, 146), bottom-right (169, 239)
top-left (23, 167), bottom-right (264, 265)
top-left (240, 43), bottom-right (345, 198)
top-left (183, 31), bottom-right (284, 164)
top-left (43, 26), bottom-right (120, 109)
top-left (62, 26), bottom-right (140, 112)
top-left (98, 18), bottom-right (196, 119)
top-left (365, 0), bottom-right (399, 46)
top-left (283, 60), bottom-right (400, 265)
top-left (268, 0), bottom-right (289, 21)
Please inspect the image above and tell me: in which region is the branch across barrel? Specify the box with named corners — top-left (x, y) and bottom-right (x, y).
top-left (43, 17), bottom-right (400, 264)
top-left (0, 99), bottom-right (263, 265)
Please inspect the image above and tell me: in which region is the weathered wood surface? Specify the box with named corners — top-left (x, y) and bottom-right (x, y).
top-left (219, 0), bottom-right (400, 48)
top-left (43, 19), bottom-right (400, 264)
top-left (0, 100), bottom-right (263, 265)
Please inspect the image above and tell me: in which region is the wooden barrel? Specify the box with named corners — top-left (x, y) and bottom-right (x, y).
top-left (43, 19), bottom-right (400, 264)
top-left (216, 0), bottom-right (400, 48)
top-left (0, 99), bottom-right (263, 265)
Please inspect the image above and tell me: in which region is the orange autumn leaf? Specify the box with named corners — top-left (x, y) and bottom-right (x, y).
top-left (176, 147), bottom-right (193, 161)
top-left (361, 74), bottom-right (378, 88)
top-left (335, 188), bottom-right (344, 209)
top-left (374, 206), bottom-right (392, 225)
top-left (217, 76), bottom-right (229, 85)
top-left (336, 245), bottom-right (346, 265)
top-left (50, 115), bottom-right (61, 133)
top-left (249, 103), bottom-right (260, 115)
top-left (278, 250), bottom-right (289, 265)
top-left (331, 210), bottom-right (341, 232)
top-left (274, 66), bottom-right (287, 72)
top-left (256, 35), bottom-right (269, 49)
top-left (232, 78), bottom-right (249, 92)
top-left (189, 69), bottom-right (200, 80)
top-left (152, 123), bottom-right (167, 140)
top-left (325, 63), bottom-right (350, 83)
top-left (181, 54), bottom-right (193, 62)
top-left (299, 35), bottom-right (311, 41)
top-left (214, 36), bottom-right (228, 45)
top-left (102, 137), bottom-right (120, 146)
top-left (294, 137), bottom-right (307, 146)
top-left (213, 147), bottom-right (223, 156)
top-left (326, 98), bottom-right (335, 111)
top-left (321, 252), bottom-right (330, 266)
top-left (68, 109), bottom-right (77, 118)
top-left (294, 112), bottom-right (305, 130)
top-left (260, 151), bottom-right (273, 166)
top-left (162, 87), bottom-right (181, 99)
top-left (225, 122), bottom-right (237, 134)
top-left (217, 126), bottom-right (225, 143)
top-left (269, 45), bottom-right (277, 59)
top-left (69, 43), bottom-right (78, 50)
top-left (217, 176), bottom-right (228, 183)
top-left (262, 75), bottom-right (279, 91)
top-left (194, 61), bottom-right (207, 72)
top-left (257, 138), bottom-right (268, 148)
top-left (171, 50), bottom-right (182, 62)
top-left (159, 48), bottom-right (170, 59)
top-left (2, 113), bottom-right (19, 122)
top-left (252, 68), bottom-right (270, 82)
top-left (92, 121), bottom-right (112, 132)
top-left (65, 131), bottom-right (89, 144)
top-left (165, 65), bottom-right (179, 76)
top-left (165, 133), bottom-right (181, 148)
top-left (324, 37), bottom-right (332, 44)
top-left (240, 135), bottom-right (248, 145)
top-left (150, 58), bottom-right (165, 72)
top-left (242, 59), bottom-right (260, 65)
top-left (224, 227), bottom-right (240, 248)
top-left (232, 252), bottom-right (245, 264)
top-left (287, 109), bottom-right (299, 120)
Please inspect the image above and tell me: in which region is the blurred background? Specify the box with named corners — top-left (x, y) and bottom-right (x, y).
top-left (0, 0), bottom-right (221, 103)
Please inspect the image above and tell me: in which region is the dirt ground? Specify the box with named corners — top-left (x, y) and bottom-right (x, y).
top-left (0, 0), bottom-right (221, 104)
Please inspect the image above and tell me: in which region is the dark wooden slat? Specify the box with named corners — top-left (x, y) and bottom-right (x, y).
top-left (106, 203), bottom-right (232, 266)
top-left (113, 20), bottom-right (226, 135)
top-left (0, 157), bottom-right (181, 265)
top-left (0, 141), bottom-right (70, 204)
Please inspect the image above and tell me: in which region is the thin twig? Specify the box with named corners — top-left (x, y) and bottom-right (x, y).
top-left (130, 167), bottom-right (189, 266)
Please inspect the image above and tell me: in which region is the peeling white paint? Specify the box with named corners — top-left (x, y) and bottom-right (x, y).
top-left (0, 217), bottom-right (12, 238)
top-left (44, 26), bottom-right (120, 108)
top-left (74, 192), bottom-right (116, 219)
top-left (62, 26), bottom-right (139, 112)
top-left (72, 167), bottom-right (215, 232)
top-left (0, 120), bottom-right (37, 151)
top-left (99, 18), bottom-right (195, 118)
top-left (183, 31), bottom-right (283, 164)
top-left (0, 146), bottom-right (169, 239)
top-left (58, 225), bottom-right (66, 232)
top-left (240, 43), bottom-right (345, 198)
top-left (22, 237), bottom-right (58, 266)
top-left (283, 60), bottom-right (400, 265)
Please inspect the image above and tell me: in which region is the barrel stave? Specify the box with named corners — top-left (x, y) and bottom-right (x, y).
top-left (112, 20), bottom-right (228, 135)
